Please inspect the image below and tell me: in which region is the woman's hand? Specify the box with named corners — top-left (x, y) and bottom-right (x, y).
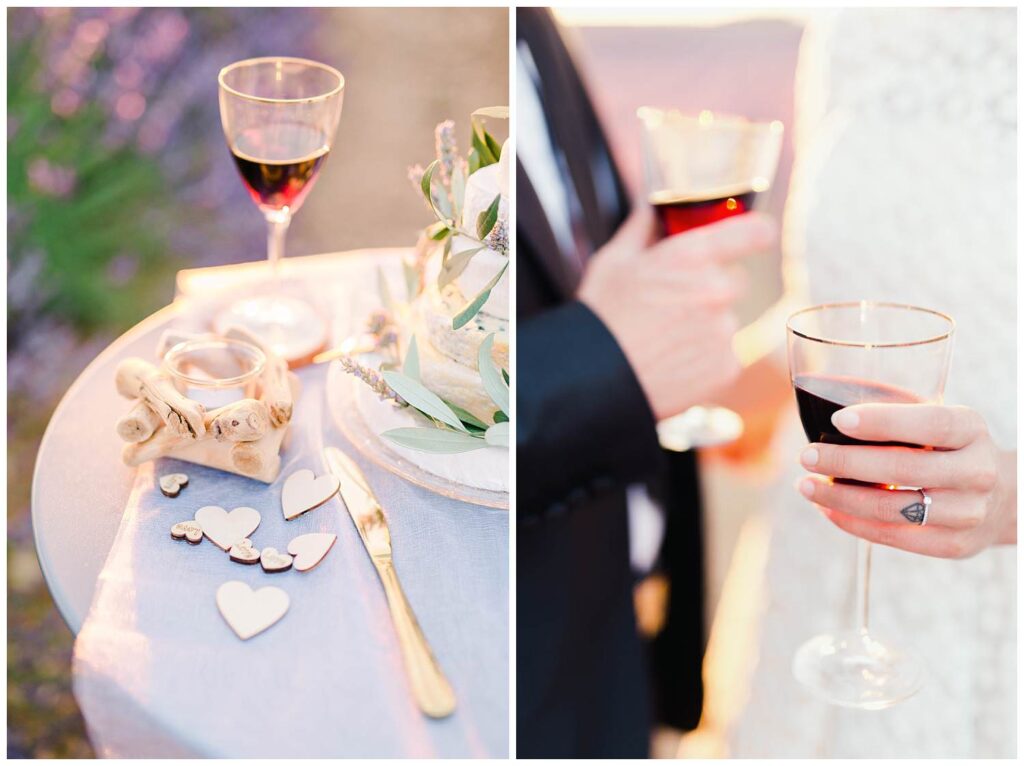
top-left (796, 404), bottom-right (1017, 558)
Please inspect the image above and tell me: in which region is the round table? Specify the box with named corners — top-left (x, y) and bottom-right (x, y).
top-left (31, 249), bottom-right (402, 633)
top-left (32, 303), bottom-right (182, 633)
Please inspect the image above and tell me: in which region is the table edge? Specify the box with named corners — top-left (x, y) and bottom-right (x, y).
top-left (31, 302), bottom-right (182, 635)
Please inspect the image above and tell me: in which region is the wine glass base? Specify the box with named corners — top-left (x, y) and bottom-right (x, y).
top-left (657, 405), bottom-right (744, 451)
top-left (792, 630), bottom-right (926, 710)
top-left (214, 295), bottom-right (327, 367)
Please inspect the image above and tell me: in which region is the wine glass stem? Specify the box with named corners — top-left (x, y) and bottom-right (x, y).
top-left (854, 539), bottom-right (872, 634)
top-left (265, 212), bottom-right (291, 283)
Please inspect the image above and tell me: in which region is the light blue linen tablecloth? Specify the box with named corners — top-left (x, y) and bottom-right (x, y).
top-left (71, 309), bottom-right (508, 757)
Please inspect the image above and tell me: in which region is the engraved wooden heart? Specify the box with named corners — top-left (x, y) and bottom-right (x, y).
top-left (259, 547), bottom-right (293, 573)
top-left (229, 538), bottom-right (260, 565)
top-left (281, 469), bottom-right (340, 521)
top-left (160, 473), bottom-right (189, 498)
top-left (195, 505), bottom-right (261, 551)
top-left (287, 533), bottom-right (337, 572)
top-left (170, 520), bottom-right (203, 544)
top-left (216, 580), bottom-right (289, 640)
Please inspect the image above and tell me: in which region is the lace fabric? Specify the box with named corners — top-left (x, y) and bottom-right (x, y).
top-left (729, 8), bottom-right (1016, 757)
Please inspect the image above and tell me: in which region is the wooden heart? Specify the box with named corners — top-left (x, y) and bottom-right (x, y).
top-left (160, 473), bottom-right (189, 498)
top-left (287, 533), bottom-right (337, 572)
top-left (195, 505), bottom-right (261, 551)
top-left (229, 538), bottom-right (260, 565)
top-left (170, 520), bottom-right (203, 544)
top-left (260, 547), bottom-right (293, 573)
top-left (216, 580), bottom-right (289, 640)
top-left (282, 469), bottom-right (340, 521)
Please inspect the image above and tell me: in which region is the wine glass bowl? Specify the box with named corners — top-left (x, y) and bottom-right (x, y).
top-left (219, 58), bottom-right (343, 220)
top-left (637, 107), bottom-right (784, 450)
top-left (215, 57), bottom-right (345, 364)
top-left (637, 108), bottom-right (783, 237)
top-left (786, 301), bottom-right (955, 709)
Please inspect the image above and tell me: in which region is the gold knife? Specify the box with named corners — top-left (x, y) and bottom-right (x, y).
top-left (323, 446), bottom-right (456, 718)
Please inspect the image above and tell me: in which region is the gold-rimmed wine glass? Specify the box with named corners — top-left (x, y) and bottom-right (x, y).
top-left (787, 301), bottom-right (955, 709)
top-left (215, 56), bottom-right (345, 364)
top-left (638, 107), bottom-right (784, 451)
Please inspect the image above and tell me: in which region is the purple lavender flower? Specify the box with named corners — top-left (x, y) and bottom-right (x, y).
top-left (26, 158), bottom-right (76, 197)
top-left (339, 356), bottom-right (406, 405)
top-left (485, 217), bottom-right (509, 257)
top-left (434, 119), bottom-right (457, 184)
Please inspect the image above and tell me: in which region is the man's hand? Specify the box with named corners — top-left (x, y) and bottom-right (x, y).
top-left (578, 205), bottom-right (777, 421)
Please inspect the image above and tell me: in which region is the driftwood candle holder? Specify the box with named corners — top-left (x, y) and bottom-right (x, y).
top-left (115, 327), bottom-right (300, 484)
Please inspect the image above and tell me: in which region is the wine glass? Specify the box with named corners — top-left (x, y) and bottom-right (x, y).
top-left (787, 301), bottom-right (955, 709)
top-left (216, 57), bottom-right (345, 364)
top-left (637, 107), bottom-right (783, 451)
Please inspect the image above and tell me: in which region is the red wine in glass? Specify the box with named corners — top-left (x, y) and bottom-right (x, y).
top-left (651, 186), bottom-right (759, 236)
top-left (231, 122), bottom-right (329, 213)
top-left (794, 373), bottom-right (923, 448)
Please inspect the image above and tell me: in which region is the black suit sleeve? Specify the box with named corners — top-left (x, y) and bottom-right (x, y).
top-left (517, 300), bottom-right (664, 519)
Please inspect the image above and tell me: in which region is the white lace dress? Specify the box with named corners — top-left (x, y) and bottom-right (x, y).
top-left (729, 9), bottom-right (1016, 758)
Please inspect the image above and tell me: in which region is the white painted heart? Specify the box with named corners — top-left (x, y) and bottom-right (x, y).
top-left (281, 469), bottom-right (340, 521)
top-left (287, 533), bottom-right (337, 572)
top-left (160, 473), bottom-right (189, 498)
top-left (259, 547), bottom-right (293, 573)
top-left (216, 580), bottom-right (289, 640)
top-left (195, 506), bottom-right (261, 551)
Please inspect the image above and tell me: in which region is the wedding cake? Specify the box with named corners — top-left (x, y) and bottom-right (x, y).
top-left (338, 108), bottom-right (510, 467)
top-left (410, 144), bottom-right (509, 424)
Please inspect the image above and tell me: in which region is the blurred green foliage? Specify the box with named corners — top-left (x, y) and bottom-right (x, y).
top-left (7, 28), bottom-right (182, 337)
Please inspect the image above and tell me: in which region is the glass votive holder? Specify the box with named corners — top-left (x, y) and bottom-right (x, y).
top-left (163, 338), bottom-right (266, 410)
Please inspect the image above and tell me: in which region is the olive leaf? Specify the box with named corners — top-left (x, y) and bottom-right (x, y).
top-left (484, 421), bottom-right (509, 447)
top-left (427, 221), bottom-right (450, 240)
top-left (403, 335), bottom-right (420, 380)
top-left (478, 332), bottom-right (509, 416)
top-left (382, 370), bottom-right (467, 432)
top-left (470, 127), bottom-right (498, 169)
top-left (450, 161), bottom-right (466, 220)
top-left (382, 427), bottom-right (487, 454)
top-left (439, 244), bottom-right (485, 289)
top-left (476, 194), bottom-right (501, 240)
top-left (484, 131), bottom-right (503, 164)
top-left (453, 261), bottom-right (507, 329)
top-left (402, 257), bottom-right (419, 301)
top-left (419, 160), bottom-right (451, 224)
top-left (471, 106), bottom-right (510, 120)
top-left (445, 401), bottom-right (489, 432)
top-left (420, 159), bottom-right (437, 202)
top-left (377, 265), bottom-right (394, 312)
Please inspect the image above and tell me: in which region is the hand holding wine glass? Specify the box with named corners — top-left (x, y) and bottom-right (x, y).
top-left (578, 204), bottom-right (777, 422)
top-left (637, 108), bottom-right (784, 449)
top-left (797, 403), bottom-right (1017, 558)
top-left (786, 301), bottom-right (955, 709)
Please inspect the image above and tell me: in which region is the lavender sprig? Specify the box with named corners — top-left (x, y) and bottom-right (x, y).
top-left (434, 119), bottom-right (457, 185)
top-left (407, 163), bottom-right (425, 194)
top-left (339, 355), bottom-right (405, 405)
top-left (484, 217), bottom-right (508, 257)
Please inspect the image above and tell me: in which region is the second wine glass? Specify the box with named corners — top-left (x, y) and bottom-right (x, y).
top-left (637, 107), bottom-right (784, 450)
top-left (787, 301), bottom-right (955, 709)
top-left (216, 56), bottom-right (345, 364)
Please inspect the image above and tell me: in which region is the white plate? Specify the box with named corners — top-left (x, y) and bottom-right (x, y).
top-left (325, 360), bottom-right (509, 510)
